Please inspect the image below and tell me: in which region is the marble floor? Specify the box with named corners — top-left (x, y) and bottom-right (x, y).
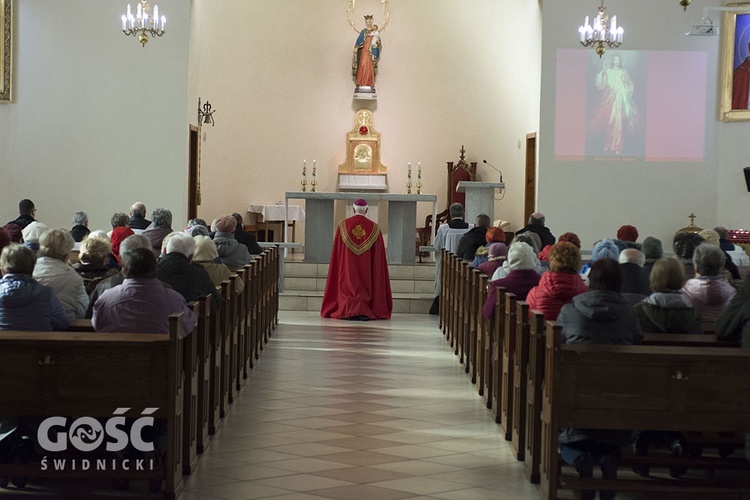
top-left (180, 311), bottom-right (539, 500)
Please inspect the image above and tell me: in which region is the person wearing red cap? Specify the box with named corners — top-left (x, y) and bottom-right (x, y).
top-left (321, 199), bottom-right (392, 320)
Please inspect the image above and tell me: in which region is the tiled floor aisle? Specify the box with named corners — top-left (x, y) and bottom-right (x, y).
top-left (180, 311), bottom-right (540, 500)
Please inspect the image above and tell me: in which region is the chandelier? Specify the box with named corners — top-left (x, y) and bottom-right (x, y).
top-left (121, 1), bottom-right (166, 47)
top-left (578, 0), bottom-right (623, 58)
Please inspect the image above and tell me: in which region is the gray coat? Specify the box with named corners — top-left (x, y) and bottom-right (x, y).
top-left (213, 232), bottom-right (252, 272)
top-left (557, 290), bottom-right (642, 446)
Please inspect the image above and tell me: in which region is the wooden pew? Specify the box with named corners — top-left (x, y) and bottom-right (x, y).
top-left (208, 284), bottom-right (224, 432)
top-left (217, 280), bottom-right (232, 417)
top-left (225, 277), bottom-right (239, 405)
top-left (477, 273), bottom-right (489, 399)
top-left (499, 292), bottom-right (517, 440)
top-left (452, 255), bottom-right (463, 356)
top-left (0, 315), bottom-right (185, 499)
top-left (232, 271), bottom-right (247, 392)
top-left (539, 323), bottom-right (750, 500)
top-left (241, 262), bottom-right (254, 375)
top-left (490, 286), bottom-right (506, 423)
top-left (467, 268), bottom-right (480, 379)
top-left (523, 310), bottom-right (546, 483)
top-left (182, 302), bottom-right (200, 475)
top-left (510, 300), bottom-right (530, 461)
top-left (195, 294), bottom-right (211, 453)
top-left (643, 333), bottom-right (739, 347)
top-left (250, 255), bottom-right (262, 362)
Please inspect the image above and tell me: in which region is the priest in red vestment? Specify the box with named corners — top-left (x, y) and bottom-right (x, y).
top-left (321, 199), bottom-right (392, 320)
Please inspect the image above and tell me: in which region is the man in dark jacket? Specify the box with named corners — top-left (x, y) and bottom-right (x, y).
top-left (232, 213), bottom-right (262, 255)
top-left (517, 212), bottom-right (555, 249)
top-left (128, 202), bottom-right (152, 232)
top-left (157, 232), bottom-right (222, 311)
top-left (456, 214), bottom-right (491, 262)
top-left (5, 199), bottom-right (36, 242)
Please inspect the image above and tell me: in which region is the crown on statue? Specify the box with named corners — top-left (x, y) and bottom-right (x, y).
top-left (364, 15), bottom-right (374, 20)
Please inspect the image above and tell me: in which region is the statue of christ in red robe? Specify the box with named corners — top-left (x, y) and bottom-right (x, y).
top-left (320, 199), bottom-right (392, 320)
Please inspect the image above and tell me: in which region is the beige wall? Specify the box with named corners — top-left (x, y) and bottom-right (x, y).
top-left (190, 0), bottom-right (542, 240)
top-left (0, 0), bottom-right (191, 232)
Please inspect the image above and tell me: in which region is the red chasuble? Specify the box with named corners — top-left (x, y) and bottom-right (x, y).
top-left (320, 214), bottom-right (393, 320)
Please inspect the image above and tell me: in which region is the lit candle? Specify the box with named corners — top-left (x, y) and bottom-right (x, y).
top-left (127, 4), bottom-right (132, 19)
top-left (137, 2), bottom-right (142, 19)
top-left (122, 15), bottom-right (127, 30)
top-left (153, 5), bottom-right (158, 27)
top-left (417, 162), bottom-right (421, 181)
top-left (407, 162), bottom-right (412, 181)
top-left (161, 15), bottom-right (166, 31)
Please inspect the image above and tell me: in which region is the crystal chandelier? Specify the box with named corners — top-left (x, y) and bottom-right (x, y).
top-left (578, 0), bottom-right (623, 58)
top-left (121, 1), bottom-right (166, 47)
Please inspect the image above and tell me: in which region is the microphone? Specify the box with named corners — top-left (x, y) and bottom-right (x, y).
top-left (482, 159), bottom-right (503, 183)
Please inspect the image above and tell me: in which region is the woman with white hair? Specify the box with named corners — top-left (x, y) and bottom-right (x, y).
top-left (32, 229), bottom-right (89, 319)
top-left (193, 235), bottom-right (243, 294)
top-left (682, 243), bottom-right (736, 332)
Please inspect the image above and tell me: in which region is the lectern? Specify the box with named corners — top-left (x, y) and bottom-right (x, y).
top-left (456, 181), bottom-right (505, 221)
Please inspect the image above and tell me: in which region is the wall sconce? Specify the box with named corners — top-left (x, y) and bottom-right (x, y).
top-left (198, 98), bottom-right (216, 127)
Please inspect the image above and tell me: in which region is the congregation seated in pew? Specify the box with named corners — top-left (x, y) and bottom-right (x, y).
top-left (93, 248), bottom-right (195, 336)
top-left (556, 258), bottom-right (643, 500)
top-left (482, 241), bottom-right (540, 319)
top-left (526, 241), bottom-right (587, 321)
top-left (157, 232), bottom-right (222, 311)
top-left (682, 243), bottom-right (736, 331)
top-left (33, 228), bottom-right (89, 320)
top-left (0, 243), bottom-right (70, 331)
top-left (635, 256), bottom-right (702, 334)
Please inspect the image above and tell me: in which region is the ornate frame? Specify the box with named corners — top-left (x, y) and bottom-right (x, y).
top-left (720, 3), bottom-right (750, 121)
top-left (0, 0), bottom-right (11, 103)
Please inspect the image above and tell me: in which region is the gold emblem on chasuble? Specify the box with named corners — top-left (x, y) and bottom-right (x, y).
top-left (352, 224), bottom-right (367, 240)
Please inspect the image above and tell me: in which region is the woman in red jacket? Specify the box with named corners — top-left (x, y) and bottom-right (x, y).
top-left (527, 242), bottom-right (588, 321)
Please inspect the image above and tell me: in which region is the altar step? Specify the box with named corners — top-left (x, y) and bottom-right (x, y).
top-left (280, 261), bottom-right (436, 314)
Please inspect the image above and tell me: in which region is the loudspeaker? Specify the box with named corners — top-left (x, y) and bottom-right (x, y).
top-left (744, 167), bottom-right (750, 192)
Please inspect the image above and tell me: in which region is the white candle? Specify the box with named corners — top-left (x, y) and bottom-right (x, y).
top-left (153, 5), bottom-right (158, 27)
top-left (137, 2), bottom-right (142, 19)
top-left (122, 15), bottom-right (127, 30)
top-left (418, 162), bottom-right (422, 180)
top-left (127, 4), bottom-right (132, 18)
top-left (407, 162), bottom-right (412, 181)
top-left (161, 15), bottom-right (166, 31)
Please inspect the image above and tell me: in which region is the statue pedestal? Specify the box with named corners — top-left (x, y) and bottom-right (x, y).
top-left (456, 181), bottom-right (505, 221)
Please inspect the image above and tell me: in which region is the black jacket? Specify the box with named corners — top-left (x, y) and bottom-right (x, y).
top-left (157, 253), bottom-right (222, 310)
top-left (457, 226), bottom-right (488, 261)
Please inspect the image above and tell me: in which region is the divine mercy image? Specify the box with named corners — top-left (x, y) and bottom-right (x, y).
top-left (586, 51), bottom-right (645, 157)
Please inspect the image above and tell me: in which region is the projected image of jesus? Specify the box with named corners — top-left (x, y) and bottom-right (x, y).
top-left (590, 54), bottom-right (642, 156)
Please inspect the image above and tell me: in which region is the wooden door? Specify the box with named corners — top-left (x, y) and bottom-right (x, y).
top-left (524, 133), bottom-right (537, 223)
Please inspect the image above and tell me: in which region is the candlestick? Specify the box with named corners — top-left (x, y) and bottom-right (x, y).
top-left (301, 161), bottom-right (307, 192)
top-left (417, 162), bottom-right (422, 194)
top-left (311, 166), bottom-right (317, 192)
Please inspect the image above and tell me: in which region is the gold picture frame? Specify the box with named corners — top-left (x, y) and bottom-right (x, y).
top-left (0, 0), bottom-right (11, 103)
top-left (720, 3), bottom-right (750, 121)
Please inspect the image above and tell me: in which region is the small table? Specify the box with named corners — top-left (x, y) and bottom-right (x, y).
top-left (248, 204), bottom-right (306, 243)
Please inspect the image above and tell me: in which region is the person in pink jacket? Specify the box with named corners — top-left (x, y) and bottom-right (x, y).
top-left (527, 242), bottom-right (588, 321)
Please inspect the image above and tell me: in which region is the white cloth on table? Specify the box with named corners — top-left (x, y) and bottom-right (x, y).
top-left (247, 204), bottom-right (305, 222)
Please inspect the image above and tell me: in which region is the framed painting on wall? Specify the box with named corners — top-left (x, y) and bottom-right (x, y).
top-left (0, 0), bottom-right (11, 103)
top-left (720, 3), bottom-right (750, 121)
